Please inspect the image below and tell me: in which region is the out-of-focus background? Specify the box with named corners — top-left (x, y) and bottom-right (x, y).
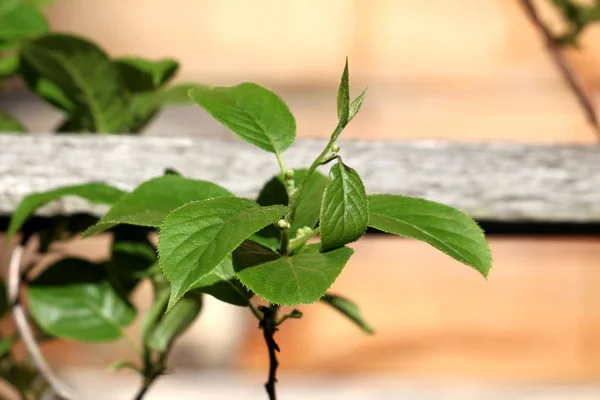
top-left (2, 0), bottom-right (600, 399)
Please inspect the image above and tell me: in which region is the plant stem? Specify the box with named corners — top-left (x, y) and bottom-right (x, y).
top-left (519, 0), bottom-right (600, 139)
top-left (248, 301), bottom-right (263, 320)
top-left (133, 383), bottom-right (151, 400)
top-left (134, 349), bottom-right (168, 400)
top-left (286, 123), bottom-right (343, 224)
top-left (288, 227), bottom-right (320, 253)
top-left (8, 245), bottom-right (75, 400)
top-left (279, 228), bottom-right (289, 256)
top-left (274, 151), bottom-right (287, 177)
top-left (259, 304), bottom-right (280, 400)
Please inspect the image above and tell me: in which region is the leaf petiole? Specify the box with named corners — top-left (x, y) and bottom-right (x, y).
top-left (286, 123), bottom-right (344, 225)
top-left (275, 309), bottom-right (303, 326)
top-left (319, 154), bottom-right (340, 166)
top-left (288, 226), bottom-right (320, 253)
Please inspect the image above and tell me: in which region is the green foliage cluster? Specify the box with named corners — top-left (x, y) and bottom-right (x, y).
top-left (0, 0), bottom-right (192, 134)
top-left (550, 0), bottom-right (600, 46)
top-left (2, 59), bottom-right (492, 399)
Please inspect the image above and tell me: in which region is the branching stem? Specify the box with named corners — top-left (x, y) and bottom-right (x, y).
top-left (134, 350), bottom-right (168, 400)
top-left (8, 245), bottom-right (75, 400)
top-left (288, 227), bottom-right (320, 253)
top-left (286, 123), bottom-right (343, 223)
top-left (520, 0), bottom-right (600, 139)
top-left (259, 304), bottom-right (280, 400)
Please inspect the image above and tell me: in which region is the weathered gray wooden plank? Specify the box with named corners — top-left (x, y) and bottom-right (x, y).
top-left (1, 135), bottom-right (599, 222)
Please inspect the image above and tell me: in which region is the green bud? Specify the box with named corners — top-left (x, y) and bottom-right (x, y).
top-left (283, 169), bottom-right (295, 180)
top-left (277, 219), bottom-right (291, 229)
top-left (331, 144), bottom-right (340, 153)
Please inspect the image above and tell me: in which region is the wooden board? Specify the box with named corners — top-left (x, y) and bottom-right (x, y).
top-left (2, 135), bottom-right (600, 222)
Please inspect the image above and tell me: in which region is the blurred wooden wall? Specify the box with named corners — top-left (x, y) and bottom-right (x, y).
top-left (45, 0), bottom-right (600, 142)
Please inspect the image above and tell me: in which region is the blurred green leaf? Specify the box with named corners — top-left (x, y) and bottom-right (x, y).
top-left (146, 293), bottom-right (202, 352)
top-left (0, 2), bottom-right (48, 42)
top-left (7, 182), bottom-right (125, 241)
top-left (0, 53), bottom-right (19, 78)
top-left (115, 57), bottom-right (179, 93)
top-left (20, 55), bottom-right (76, 114)
top-left (0, 279), bottom-right (8, 318)
top-left (108, 360), bottom-right (141, 373)
top-left (141, 290), bottom-right (170, 345)
top-left (0, 337), bottom-right (14, 358)
top-left (128, 84), bottom-right (195, 133)
top-left (20, 34), bottom-right (131, 132)
top-left (0, 109), bottom-right (27, 133)
top-left (27, 258), bottom-right (136, 342)
top-left (321, 293), bottom-right (373, 334)
top-left (108, 225), bottom-right (156, 295)
top-left (21, 0), bottom-right (59, 9)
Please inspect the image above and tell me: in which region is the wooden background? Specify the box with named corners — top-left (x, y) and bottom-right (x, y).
top-left (44, 0), bottom-right (600, 142)
top-left (2, 0), bottom-right (600, 384)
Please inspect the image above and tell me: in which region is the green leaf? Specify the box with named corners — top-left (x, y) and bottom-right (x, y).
top-left (368, 194), bottom-right (492, 277)
top-left (0, 109), bottom-right (27, 132)
top-left (158, 197), bottom-right (288, 308)
top-left (191, 256), bottom-right (253, 306)
top-left (0, 279), bottom-right (8, 318)
top-left (35, 214), bottom-right (99, 253)
top-left (321, 293), bottom-right (374, 334)
top-left (0, 363), bottom-right (39, 394)
top-left (0, 53), bottom-right (19, 78)
top-left (108, 225), bottom-right (156, 294)
top-left (0, 338), bottom-right (14, 358)
top-left (27, 258), bottom-right (136, 342)
top-left (146, 293), bottom-right (203, 352)
top-left (256, 169), bottom-right (329, 237)
top-left (234, 240), bottom-right (354, 306)
top-left (189, 83), bottom-right (296, 153)
top-left (20, 55), bottom-right (76, 114)
top-left (128, 84), bottom-right (195, 133)
top-left (7, 183), bottom-right (126, 241)
top-left (0, 2), bottom-right (48, 42)
top-left (83, 175), bottom-right (233, 237)
top-left (348, 88), bottom-right (367, 122)
top-left (108, 360), bottom-right (141, 373)
top-left (337, 57), bottom-right (350, 126)
top-left (141, 290), bottom-right (170, 345)
top-left (320, 159), bottom-right (368, 251)
top-left (20, 34), bottom-right (131, 132)
top-left (114, 57), bottom-right (178, 93)
top-left (21, 0), bottom-right (58, 9)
